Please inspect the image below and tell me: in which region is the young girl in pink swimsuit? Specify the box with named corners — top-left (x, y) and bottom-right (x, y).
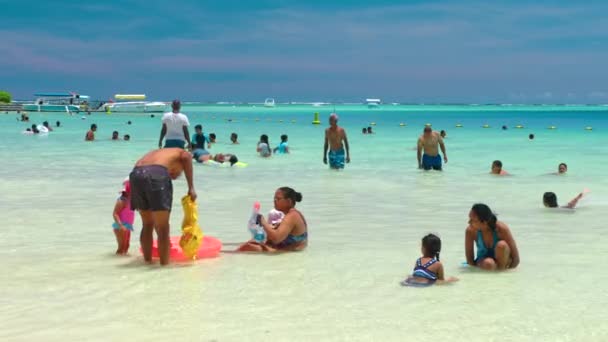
top-left (112, 178), bottom-right (135, 255)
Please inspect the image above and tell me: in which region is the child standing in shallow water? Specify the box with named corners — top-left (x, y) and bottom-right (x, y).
top-left (401, 234), bottom-right (458, 287)
top-left (112, 178), bottom-right (135, 255)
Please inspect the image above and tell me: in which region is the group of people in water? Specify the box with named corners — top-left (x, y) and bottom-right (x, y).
top-left (104, 99), bottom-right (588, 289)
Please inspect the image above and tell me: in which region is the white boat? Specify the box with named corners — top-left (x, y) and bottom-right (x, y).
top-left (103, 94), bottom-right (167, 113)
top-left (22, 92), bottom-right (88, 113)
top-left (264, 98), bottom-right (276, 107)
top-left (366, 98), bottom-right (381, 108)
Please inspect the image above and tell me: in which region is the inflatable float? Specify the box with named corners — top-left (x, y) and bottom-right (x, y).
top-left (203, 160), bottom-right (248, 168)
top-left (143, 235), bottom-right (222, 261)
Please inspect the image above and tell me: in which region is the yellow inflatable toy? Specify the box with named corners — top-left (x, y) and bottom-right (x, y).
top-left (515, 125), bottom-right (524, 129)
top-left (548, 126), bottom-right (557, 130)
top-left (482, 124), bottom-right (490, 128)
top-left (399, 122), bottom-right (406, 127)
top-left (455, 123), bottom-right (463, 128)
top-left (585, 126), bottom-right (593, 131)
top-left (179, 195), bottom-right (203, 260)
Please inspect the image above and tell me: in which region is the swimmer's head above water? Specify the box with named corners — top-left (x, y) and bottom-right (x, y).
top-left (491, 160), bottom-right (503, 174)
top-left (543, 192), bottom-right (558, 208)
top-left (558, 163), bottom-right (567, 174)
top-left (329, 113), bottom-right (339, 126)
top-left (421, 233), bottom-right (442, 260)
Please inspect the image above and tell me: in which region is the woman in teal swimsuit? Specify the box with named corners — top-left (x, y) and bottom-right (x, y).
top-left (465, 204), bottom-right (520, 270)
top-left (238, 187), bottom-right (308, 252)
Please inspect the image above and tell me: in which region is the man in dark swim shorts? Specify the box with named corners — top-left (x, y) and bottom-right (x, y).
top-left (129, 148), bottom-right (196, 265)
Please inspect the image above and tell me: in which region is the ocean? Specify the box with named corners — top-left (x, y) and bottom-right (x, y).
top-left (1, 104), bottom-right (607, 341)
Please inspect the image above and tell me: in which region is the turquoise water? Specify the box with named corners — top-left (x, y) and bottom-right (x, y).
top-left (1, 105), bottom-right (608, 341)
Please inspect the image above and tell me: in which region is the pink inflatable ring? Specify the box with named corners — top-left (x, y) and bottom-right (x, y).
top-left (141, 236), bottom-right (222, 261)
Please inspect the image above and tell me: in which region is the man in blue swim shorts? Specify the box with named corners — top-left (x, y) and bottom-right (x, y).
top-left (323, 113), bottom-right (350, 169)
top-left (417, 126), bottom-right (447, 171)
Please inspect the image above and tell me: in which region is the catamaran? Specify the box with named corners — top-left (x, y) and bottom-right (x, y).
top-left (102, 94), bottom-right (167, 113)
top-left (22, 92), bottom-right (88, 113)
top-left (366, 98), bottom-right (381, 108)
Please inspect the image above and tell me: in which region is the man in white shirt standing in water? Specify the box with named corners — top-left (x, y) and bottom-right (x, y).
top-left (159, 100), bottom-right (191, 149)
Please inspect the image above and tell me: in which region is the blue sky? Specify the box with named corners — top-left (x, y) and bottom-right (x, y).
top-left (1, 0), bottom-right (607, 103)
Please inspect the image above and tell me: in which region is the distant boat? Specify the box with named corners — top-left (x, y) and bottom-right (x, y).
top-left (264, 98), bottom-right (276, 107)
top-left (103, 94), bottom-right (167, 113)
top-left (366, 98), bottom-right (381, 108)
top-left (22, 92), bottom-right (87, 113)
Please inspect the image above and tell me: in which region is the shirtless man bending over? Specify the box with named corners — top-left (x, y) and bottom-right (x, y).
top-left (323, 113), bottom-right (350, 169)
top-left (129, 148), bottom-right (196, 265)
top-left (417, 126), bottom-right (447, 170)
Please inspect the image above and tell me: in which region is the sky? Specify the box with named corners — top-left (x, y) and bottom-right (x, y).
top-left (1, 0), bottom-right (607, 103)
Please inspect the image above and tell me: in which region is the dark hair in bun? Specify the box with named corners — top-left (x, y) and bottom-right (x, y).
top-left (279, 187), bottom-right (302, 204)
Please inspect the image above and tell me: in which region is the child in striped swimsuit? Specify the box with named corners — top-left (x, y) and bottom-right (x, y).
top-left (401, 234), bottom-right (458, 287)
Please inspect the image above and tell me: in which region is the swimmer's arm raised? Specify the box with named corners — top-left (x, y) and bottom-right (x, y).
top-left (158, 123), bottom-right (167, 149)
top-left (181, 151), bottom-right (196, 201)
top-left (465, 227), bottom-right (475, 266)
top-left (566, 192), bottom-right (585, 209)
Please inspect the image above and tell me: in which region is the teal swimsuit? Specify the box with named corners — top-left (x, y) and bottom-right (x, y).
top-left (272, 210), bottom-right (308, 249)
top-left (475, 230), bottom-right (499, 262)
top-left (275, 232), bottom-right (308, 249)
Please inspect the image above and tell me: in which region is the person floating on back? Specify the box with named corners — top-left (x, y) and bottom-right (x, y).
top-left (112, 178), bottom-right (135, 255)
top-left (491, 160), bottom-right (509, 175)
top-left (543, 189), bottom-right (589, 209)
top-left (85, 124), bottom-right (97, 141)
top-left (401, 234), bottom-right (458, 287)
top-left (274, 134), bottom-right (289, 154)
top-left (323, 113), bottom-right (350, 169)
top-left (158, 100), bottom-right (191, 149)
top-left (417, 126), bottom-right (447, 171)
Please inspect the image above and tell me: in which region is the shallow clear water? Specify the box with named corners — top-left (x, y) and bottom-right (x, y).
top-left (1, 104), bottom-right (608, 341)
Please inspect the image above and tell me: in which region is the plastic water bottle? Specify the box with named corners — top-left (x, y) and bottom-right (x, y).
top-left (248, 202), bottom-right (265, 243)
